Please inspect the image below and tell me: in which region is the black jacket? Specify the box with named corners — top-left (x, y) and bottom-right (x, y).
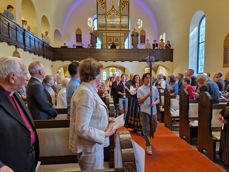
top-left (0, 90), bottom-right (39, 171)
top-left (27, 77), bottom-right (57, 120)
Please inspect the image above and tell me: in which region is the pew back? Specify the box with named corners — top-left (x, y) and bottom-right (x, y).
top-left (197, 92), bottom-right (225, 161)
top-left (179, 90), bottom-right (198, 144)
top-left (164, 89), bottom-right (179, 130)
top-left (35, 120), bottom-right (76, 164)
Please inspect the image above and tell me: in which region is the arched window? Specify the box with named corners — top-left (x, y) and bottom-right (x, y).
top-left (92, 17), bottom-right (101, 49)
top-left (224, 33), bottom-right (229, 67)
top-left (93, 18), bottom-right (98, 30)
top-left (75, 28), bottom-right (82, 43)
top-left (140, 29), bottom-right (146, 44)
top-left (189, 11), bottom-right (205, 74)
top-left (197, 16), bottom-right (206, 73)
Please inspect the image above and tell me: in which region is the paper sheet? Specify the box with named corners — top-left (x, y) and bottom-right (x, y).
top-left (112, 114), bottom-right (125, 130)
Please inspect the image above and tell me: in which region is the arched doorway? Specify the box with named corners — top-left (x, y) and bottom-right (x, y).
top-left (103, 65), bottom-right (125, 81)
top-left (21, 0), bottom-right (38, 36)
top-left (41, 15), bottom-right (51, 38)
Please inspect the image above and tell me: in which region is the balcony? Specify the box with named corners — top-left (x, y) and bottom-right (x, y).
top-left (0, 13), bottom-right (173, 62)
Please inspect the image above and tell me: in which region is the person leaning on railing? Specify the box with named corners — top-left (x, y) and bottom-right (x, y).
top-left (2, 5), bottom-right (15, 21)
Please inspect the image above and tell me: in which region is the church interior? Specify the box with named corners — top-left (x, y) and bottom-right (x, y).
top-left (0, 0), bottom-right (229, 172)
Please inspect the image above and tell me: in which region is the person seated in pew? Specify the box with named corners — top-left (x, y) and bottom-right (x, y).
top-left (27, 61), bottom-right (57, 120)
top-left (182, 78), bottom-right (195, 100)
top-left (218, 100), bottom-right (229, 167)
top-left (69, 58), bottom-right (115, 171)
top-left (224, 72), bottom-right (229, 92)
top-left (213, 72), bottom-right (225, 92)
top-left (0, 56), bottom-right (39, 172)
top-left (196, 74), bottom-right (219, 104)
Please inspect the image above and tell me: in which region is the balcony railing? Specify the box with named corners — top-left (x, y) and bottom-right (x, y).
top-left (0, 13), bottom-right (53, 59)
top-left (0, 13), bottom-right (173, 62)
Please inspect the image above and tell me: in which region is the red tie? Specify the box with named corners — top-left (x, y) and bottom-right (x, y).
top-left (9, 95), bottom-right (36, 145)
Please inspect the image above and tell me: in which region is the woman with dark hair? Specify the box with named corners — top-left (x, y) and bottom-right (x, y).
top-left (219, 101), bottom-right (229, 167)
top-left (69, 58), bottom-right (115, 171)
top-left (126, 74), bottom-right (142, 133)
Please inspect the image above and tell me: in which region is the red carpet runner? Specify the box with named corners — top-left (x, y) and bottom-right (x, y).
top-left (127, 123), bottom-right (223, 172)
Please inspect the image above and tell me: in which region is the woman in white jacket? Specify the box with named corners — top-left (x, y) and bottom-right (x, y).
top-left (69, 58), bottom-right (115, 170)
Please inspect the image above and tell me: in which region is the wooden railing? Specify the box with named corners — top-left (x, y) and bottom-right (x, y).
top-left (0, 13), bottom-right (53, 59)
top-left (52, 48), bottom-right (173, 62)
top-left (0, 13), bottom-right (173, 62)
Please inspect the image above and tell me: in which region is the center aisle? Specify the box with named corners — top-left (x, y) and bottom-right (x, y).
top-left (128, 123), bottom-right (223, 172)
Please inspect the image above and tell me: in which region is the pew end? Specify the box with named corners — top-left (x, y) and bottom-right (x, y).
top-left (197, 92), bottom-right (226, 162)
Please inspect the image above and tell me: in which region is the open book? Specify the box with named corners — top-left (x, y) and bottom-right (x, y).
top-left (112, 114), bottom-right (125, 130)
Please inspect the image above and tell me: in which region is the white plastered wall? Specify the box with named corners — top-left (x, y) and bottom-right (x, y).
top-left (1, 0), bottom-right (228, 76)
top-left (0, 42), bottom-right (52, 75)
top-left (145, 0), bottom-right (229, 75)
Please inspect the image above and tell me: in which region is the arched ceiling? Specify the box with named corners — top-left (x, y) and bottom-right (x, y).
top-left (53, 0), bottom-right (159, 37)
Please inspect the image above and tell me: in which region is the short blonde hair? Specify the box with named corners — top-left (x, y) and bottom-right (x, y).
top-left (28, 61), bottom-right (44, 76)
top-left (79, 58), bottom-right (103, 82)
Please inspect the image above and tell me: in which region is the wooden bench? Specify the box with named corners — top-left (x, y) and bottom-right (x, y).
top-left (197, 92), bottom-right (226, 161)
top-left (164, 89), bottom-right (179, 130)
top-left (55, 108), bottom-right (68, 120)
top-left (34, 119), bottom-right (115, 171)
top-left (157, 88), bottom-right (164, 122)
top-left (115, 131), bottom-right (137, 172)
top-left (179, 90), bottom-right (198, 144)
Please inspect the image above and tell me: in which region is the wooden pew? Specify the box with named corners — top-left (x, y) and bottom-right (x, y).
top-left (34, 120), bottom-right (75, 165)
top-left (197, 92), bottom-right (226, 161)
top-left (179, 90), bottom-right (198, 144)
top-left (34, 119), bottom-right (115, 171)
top-left (116, 131), bottom-right (137, 171)
top-left (164, 89), bottom-right (179, 130)
top-left (157, 88), bottom-right (164, 122)
top-left (55, 108), bottom-right (68, 120)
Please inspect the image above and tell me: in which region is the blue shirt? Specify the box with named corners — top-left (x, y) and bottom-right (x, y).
top-left (3, 10), bottom-right (14, 20)
top-left (66, 78), bottom-right (80, 114)
top-left (137, 85), bottom-right (159, 115)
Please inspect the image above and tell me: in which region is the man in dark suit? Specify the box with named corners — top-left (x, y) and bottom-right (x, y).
top-left (111, 76), bottom-right (121, 116)
top-left (27, 61), bottom-right (57, 120)
top-left (0, 56), bottom-right (39, 172)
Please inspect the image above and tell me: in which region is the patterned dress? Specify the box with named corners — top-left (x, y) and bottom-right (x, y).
top-left (126, 85), bottom-right (142, 131)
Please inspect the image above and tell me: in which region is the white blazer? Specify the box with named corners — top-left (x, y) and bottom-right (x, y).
top-left (69, 82), bottom-right (109, 153)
